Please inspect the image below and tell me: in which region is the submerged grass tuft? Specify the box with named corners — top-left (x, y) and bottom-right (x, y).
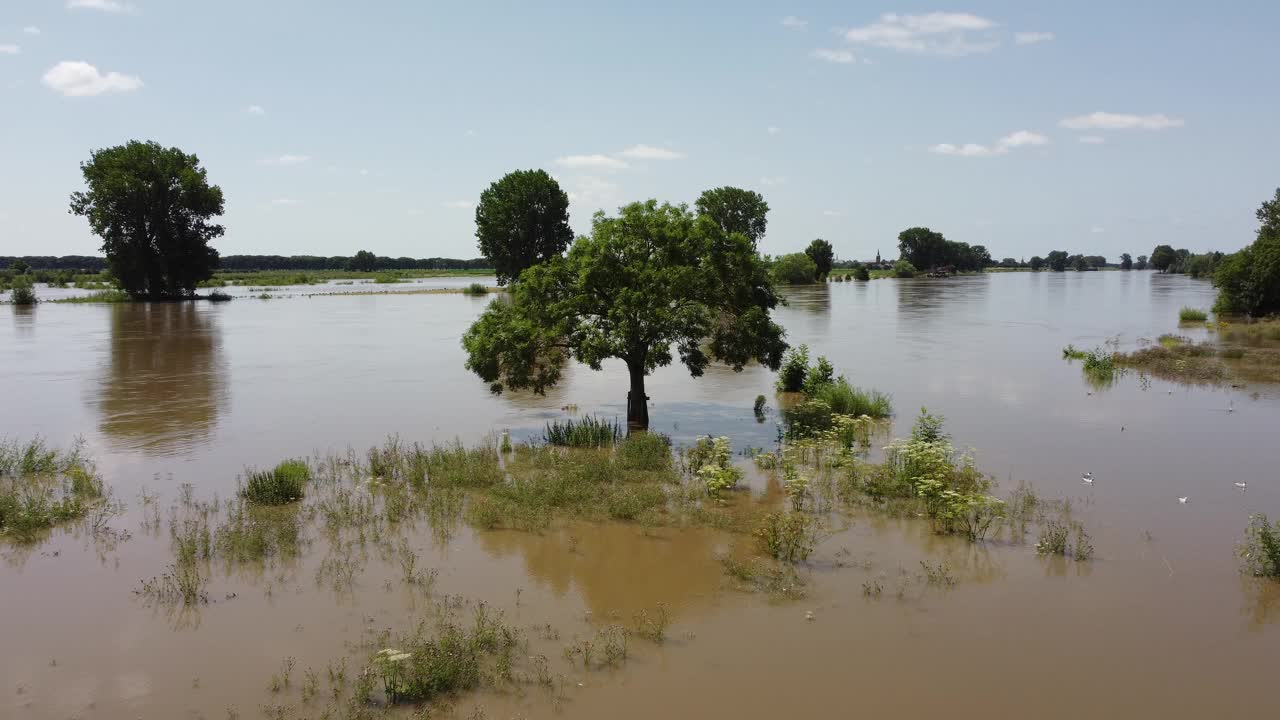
top-left (241, 459), bottom-right (310, 505)
top-left (1179, 307), bottom-right (1208, 323)
top-left (543, 415), bottom-right (620, 448)
top-left (0, 437), bottom-right (105, 542)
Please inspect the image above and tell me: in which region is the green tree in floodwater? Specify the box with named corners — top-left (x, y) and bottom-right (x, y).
top-left (897, 227), bottom-right (948, 270)
top-left (1213, 188), bottom-right (1280, 316)
top-left (10, 259), bottom-right (29, 275)
top-left (349, 250), bottom-right (378, 272)
top-left (462, 200), bottom-right (787, 430)
top-left (1120, 253), bottom-right (1133, 270)
top-left (805, 238), bottom-right (834, 280)
top-left (694, 187), bottom-right (770, 246)
top-left (1029, 255), bottom-right (1045, 271)
top-left (1046, 250), bottom-right (1069, 272)
top-left (772, 252), bottom-right (818, 285)
top-left (474, 169), bottom-right (573, 286)
top-left (69, 141), bottom-right (224, 299)
top-left (1135, 254), bottom-right (1149, 270)
top-left (1150, 244), bottom-right (1177, 273)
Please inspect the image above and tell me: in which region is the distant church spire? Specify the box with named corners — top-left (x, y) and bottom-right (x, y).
top-left (876, 249), bottom-right (881, 264)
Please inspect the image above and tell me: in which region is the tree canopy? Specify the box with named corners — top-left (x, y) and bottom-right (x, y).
top-left (69, 140), bottom-right (224, 299)
top-left (772, 252), bottom-right (818, 285)
top-left (474, 169), bottom-right (573, 285)
top-left (1120, 253), bottom-right (1133, 270)
top-left (1046, 250), bottom-right (1069, 272)
top-left (462, 200), bottom-right (787, 429)
top-left (1029, 256), bottom-right (1045, 271)
top-left (349, 250), bottom-right (377, 272)
top-left (1150, 245), bottom-right (1177, 272)
top-left (694, 187), bottom-right (769, 246)
top-left (1213, 188), bottom-right (1280, 316)
top-left (805, 239), bottom-right (834, 279)
top-left (897, 227), bottom-right (990, 271)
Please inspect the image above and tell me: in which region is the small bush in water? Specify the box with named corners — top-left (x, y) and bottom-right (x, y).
top-left (775, 344), bottom-right (809, 392)
top-left (1239, 513), bottom-right (1280, 578)
top-left (463, 283), bottom-right (488, 296)
top-left (241, 459), bottom-right (310, 504)
top-left (1179, 306), bottom-right (1208, 323)
top-left (755, 511), bottom-right (817, 563)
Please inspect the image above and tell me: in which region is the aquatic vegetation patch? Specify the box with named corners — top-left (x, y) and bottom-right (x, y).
top-left (367, 604), bottom-right (520, 704)
top-left (463, 282), bottom-right (489, 296)
top-left (776, 347), bottom-right (892, 438)
top-left (1179, 307), bottom-right (1208, 323)
top-left (754, 511), bottom-right (819, 563)
top-left (49, 289), bottom-right (132, 303)
top-left (543, 415), bottom-right (621, 448)
top-left (0, 437), bottom-right (105, 542)
top-left (241, 459), bottom-right (311, 505)
top-left (1239, 513), bottom-right (1280, 579)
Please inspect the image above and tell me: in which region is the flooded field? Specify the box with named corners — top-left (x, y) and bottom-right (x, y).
top-left (3, 270), bottom-right (1278, 719)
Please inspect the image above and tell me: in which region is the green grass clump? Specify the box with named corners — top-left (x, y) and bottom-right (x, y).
top-left (240, 459), bottom-right (310, 505)
top-left (370, 605), bottom-right (518, 704)
top-left (51, 289), bottom-right (131, 304)
top-left (463, 283), bottom-right (488, 296)
top-left (373, 273), bottom-right (402, 284)
top-left (615, 432), bottom-right (672, 471)
top-left (1239, 513), bottom-right (1280, 578)
top-left (205, 290), bottom-right (233, 302)
top-left (811, 378), bottom-right (892, 418)
top-left (1179, 307), bottom-right (1208, 323)
top-left (543, 415), bottom-right (620, 448)
top-left (0, 438), bottom-right (104, 542)
top-left (775, 344), bottom-right (809, 392)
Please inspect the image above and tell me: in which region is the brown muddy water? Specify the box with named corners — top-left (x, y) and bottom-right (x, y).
top-left (3, 271), bottom-right (1279, 719)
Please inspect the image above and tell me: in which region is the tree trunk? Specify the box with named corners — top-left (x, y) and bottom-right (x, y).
top-left (626, 361), bottom-right (650, 431)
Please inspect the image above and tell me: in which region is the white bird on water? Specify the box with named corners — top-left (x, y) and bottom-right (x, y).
top-left (1081, 472), bottom-right (1094, 484)
top-left (1234, 482), bottom-right (1248, 489)
top-left (1178, 496), bottom-right (1189, 504)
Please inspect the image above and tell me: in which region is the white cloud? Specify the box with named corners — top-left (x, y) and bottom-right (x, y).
top-left (618, 144), bottom-right (685, 160)
top-left (845, 12), bottom-right (999, 56)
top-left (811, 48), bottom-right (855, 64)
top-left (442, 200), bottom-right (473, 210)
top-left (245, 104), bottom-right (265, 115)
top-left (767, 126), bottom-right (781, 135)
top-left (1059, 112), bottom-right (1185, 130)
top-left (782, 16), bottom-right (807, 29)
top-left (1078, 135), bottom-right (1106, 144)
top-left (930, 130), bottom-right (1048, 157)
top-left (23, 27), bottom-right (41, 36)
top-left (271, 197), bottom-right (299, 206)
top-left (67, 0), bottom-right (137, 13)
top-left (998, 130), bottom-right (1049, 148)
top-left (41, 61), bottom-right (142, 96)
top-left (1013, 31), bottom-right (1054, 45)
top-left (555, 154), bottom-right (629, 170)
top-left (930, 143), bottom-right (998, 157)
top-left (822, 210), bottom-right (843, 217)
top-left (759, 176), bottom-right (787, 186)
top-left (0, 45), bottom-right (19, 55)
top-left (262, 154), bottom-right (311, 166)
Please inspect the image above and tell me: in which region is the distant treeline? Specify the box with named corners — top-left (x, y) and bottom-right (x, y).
top-left (2, 254), bottom-right (490, 272)
top-left (0, 256), bottom-right (108, 272)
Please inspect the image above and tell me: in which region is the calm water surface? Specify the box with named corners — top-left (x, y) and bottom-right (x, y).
top-left (3, 271), bottom-right (1278, 719)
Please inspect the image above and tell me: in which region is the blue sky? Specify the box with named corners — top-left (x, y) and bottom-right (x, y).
top-left (1, 1), bottom-right (1277, 262)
